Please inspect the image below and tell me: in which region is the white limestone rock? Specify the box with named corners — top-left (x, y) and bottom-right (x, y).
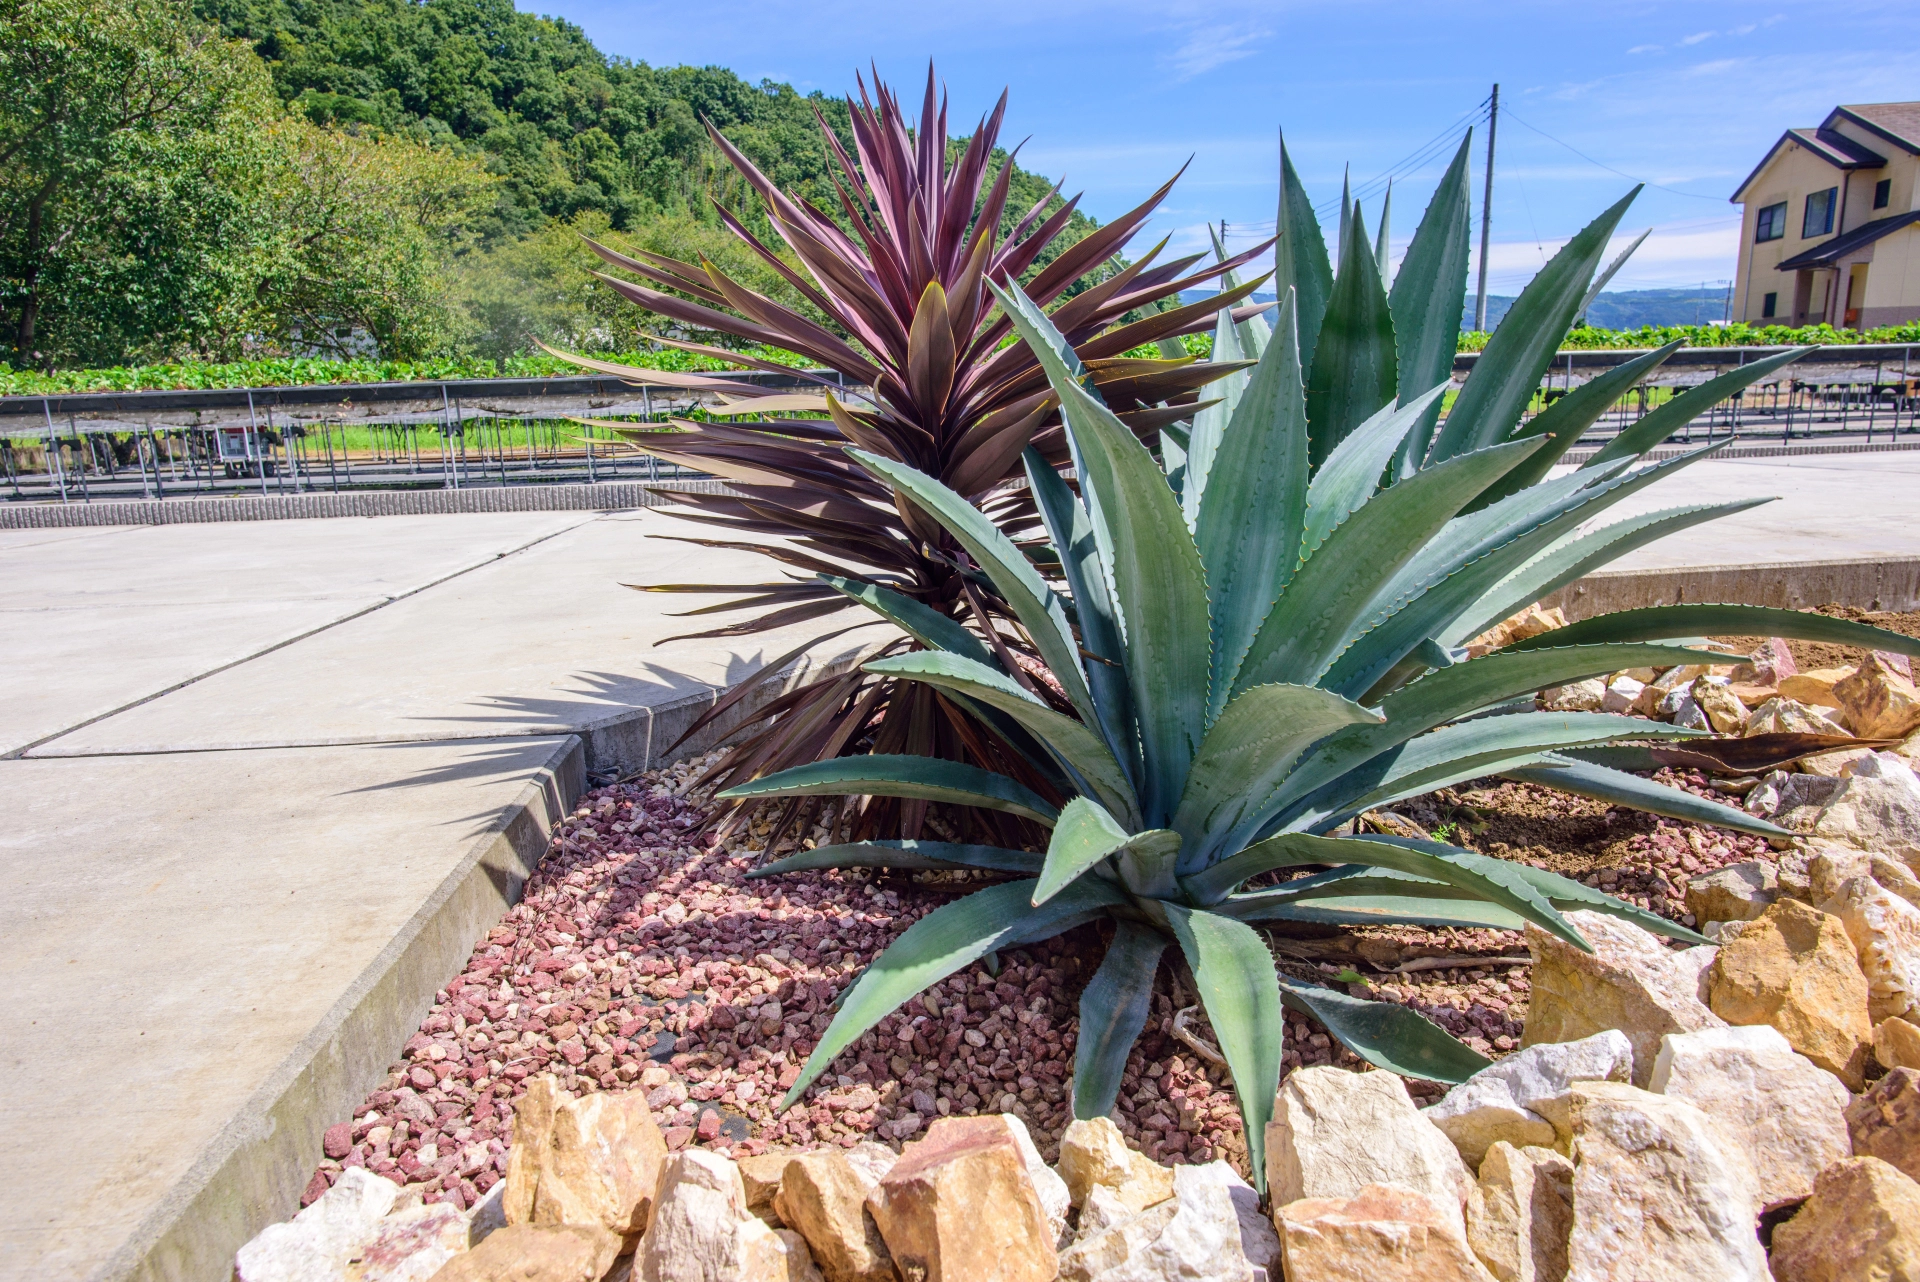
top-left (640, 1149), bottom-right (823, 1282)
top-left (1175, 1162), bottom-right (1280, 1282)
top-left (1521, 912), bottom-right (1725, 1086)
top-left (1000, 1113), bottom-right (1072, 1247)
top-left (1424, 1030), bottom-right (1633, 1167)
top-left (1057, 1162), bottom-right (1265, 1282)
top-left (1557, 1082), bottom-right (1769, 1282)
top-left (1810, 751), bottom-right (1920, 866)
top-left (346, 1201), bottom-right (470, 1282)
top-left (1821, 873), bottom-right (1920, 1023)
top-left (1265, 1066), bottom-right (1474, 1234)
top-left (236, 1169), bottom-right (401, 1282)
top-left (1648, 1024), bottom-right (1853, 1211)
top-left (1465, 1143), bottom-right (1574, 1282)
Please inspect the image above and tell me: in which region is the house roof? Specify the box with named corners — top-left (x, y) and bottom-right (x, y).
top-left (1732, 127), bottom-right (1887, 202)
top-left (1830, 102), bottom-right (1920, 156)
top-left (1777, 211), bottom-right (1920, 270)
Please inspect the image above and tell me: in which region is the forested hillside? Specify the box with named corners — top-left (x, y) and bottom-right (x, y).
top-left (1, 0), bottom-right (1096, 369)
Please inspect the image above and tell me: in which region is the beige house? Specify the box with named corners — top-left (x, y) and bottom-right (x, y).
top-left (1731, 102), bottom-right (1920, 329)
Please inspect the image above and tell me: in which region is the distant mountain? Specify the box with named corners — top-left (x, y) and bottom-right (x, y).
top-left (1180, 287), bottom-right (1734, 333)
top-left (1464, 287), bottom-right (1734, 332)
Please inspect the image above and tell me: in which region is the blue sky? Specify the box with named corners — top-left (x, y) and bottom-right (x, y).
top-left (529, 0), bottom-right (1920, 294)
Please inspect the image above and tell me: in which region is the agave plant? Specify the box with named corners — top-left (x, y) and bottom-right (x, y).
top-left (718, 138), bottom-right (1920, 1191)
top-left (548, 69), bottom-right (1270, 840)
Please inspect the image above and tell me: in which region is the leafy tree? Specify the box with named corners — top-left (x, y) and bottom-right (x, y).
top-left (254, 118), bottom-right (496, 359)
top-left (0, 0), bottom-right (273, 362)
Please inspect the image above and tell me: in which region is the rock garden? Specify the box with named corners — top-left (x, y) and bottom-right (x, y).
top-left (229, 72), bottom-right (1920, 1282)
top-left (236, 618), bottom-right (1920, 1282)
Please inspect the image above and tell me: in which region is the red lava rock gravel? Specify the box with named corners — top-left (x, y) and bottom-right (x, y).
top-left (300, 755), bottom-right (1765, 1208)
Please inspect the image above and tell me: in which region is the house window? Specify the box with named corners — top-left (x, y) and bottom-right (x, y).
top-left (1755, 202), bottom-right (1787, 242)
top-left (1762, 292), bottom-right (1778, 318)
top-left (1875, 178), bottom-right (1892, 210)
top-left (1803, 187), bottom-right (1837, 238)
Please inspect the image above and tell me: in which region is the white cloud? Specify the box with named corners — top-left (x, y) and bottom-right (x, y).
top-left (1680, 30), bottom-right (1716, 45)
top-left (1161, 22), bottom-right (1270, 80)
top-left (1469, 216), bottom-right (1742, 291)
top-left (1628, 43), bottom-right (1663, 54)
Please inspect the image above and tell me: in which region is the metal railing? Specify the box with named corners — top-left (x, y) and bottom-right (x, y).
top-left (4, 346), bottom-right (1917, 507)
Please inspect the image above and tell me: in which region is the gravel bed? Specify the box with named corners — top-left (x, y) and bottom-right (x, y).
top-left (300, 755), bottom-right (1765, 1209)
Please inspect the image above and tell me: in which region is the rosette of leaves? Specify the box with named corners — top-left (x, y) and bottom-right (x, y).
top-left (547, 70), bottom-right (1269, 841)
top-left (721, 151), bottom-right (1920, 1188)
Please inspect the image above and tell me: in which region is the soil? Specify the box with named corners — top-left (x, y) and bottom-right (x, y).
top-left (298, 741), bottom-right (1781, 1212)
top-left (1715, 604), bottom-right (1920, 672)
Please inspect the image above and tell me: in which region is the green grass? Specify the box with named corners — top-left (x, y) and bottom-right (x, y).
top-left (10, 316), bottom-right (1918, 400)
top-left (0, 347), bottom-right (813, 396)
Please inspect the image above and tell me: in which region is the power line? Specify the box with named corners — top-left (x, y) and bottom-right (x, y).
top-left (1313, 96), bottom-right (1491, 221)
top-left (1498, 108), bottom-right (1724, 201)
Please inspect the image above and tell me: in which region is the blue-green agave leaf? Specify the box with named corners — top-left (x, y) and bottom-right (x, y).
top-left (1275, 977), bottom-right (1493, 1083)
top-left (1163, 906), bottom-right (1285, 1193)
top-left (863, 651), bottom-right (1137, 824)
top-left (1387, 135), bottom-right (1474, 480)
top-left (1430, 187), bottom-right (1639, 463)
top-left (847, 449), bottom-right (1098, 730)
top-left (1196, 292), bottom-right (1311, 715)
top-left (1276, 134), bottom-right (1334, 373)
top-left (1581, 348), bottom-right (1809, 470)
top-left (1073, 921), bottom-right (1169, 1120)
top-left (721, 755), bottom-right (1060, 826)
top-left (747, 840), bottom-right (1044, 878)
top-left (1502, 754), bottom-right (1790, 838)
top-left (779, 877), bottom-right (1123, 1108)
top-left (1307, 198), bottom-right (1398, 470)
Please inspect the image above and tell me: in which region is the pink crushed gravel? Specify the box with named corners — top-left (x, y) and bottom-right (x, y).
top-left (299, 755), bottom-right (1765, 1209)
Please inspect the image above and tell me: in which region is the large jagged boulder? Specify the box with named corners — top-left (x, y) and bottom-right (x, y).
top-left (1553, 1082), bottom-right (1769, 1281)
top-left (237, 1168), bottom-right (401, 1282)
top-left (1767, 1157), bottom-right (1920, 1282)
top-left (1846, 1067), bottom-right (1920, 1183)
top-left (428, 1225), bottom-right (621, 1282)
top-left (1705, 897), bottom-right (1874, 1089)
top-left (1521, 912), bottom-right (1724, 1086)
top-left (1277, 1184), bottom-right (1495, 1282)
top-left (639, 1149), bottom-right (822, 1282)
top-left (1821, 874), bottom-right (1920, 1023)
top-left (1464, 1143), bottom-right (1573, 1282)
top-left (773, 1149), bottom-right (894, 1282)
top-left (1059, 1163), bottom-right (1274, 1282)
top-left (1423, 1031), bottom-right (1632, 1167)
top-left (1265, 1066), bottom-right (1473, 1233)
top-left (865, 1115), bottom-right (1057, 1282)
top-left (504, 1076), bottom-right (668, 1246)
top-left (1807, 752), bottom-right (1920, 866)
top-left (1648, 1025), bottom-right (1852, 1210)
top-left (1056, 1117), bottom-right (1175, 1215)
top-left (1834, 653), bottom-right (1920, 739)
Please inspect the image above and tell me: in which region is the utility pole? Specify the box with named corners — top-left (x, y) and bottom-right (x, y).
top-left (1474, 83), bottom-right (1499, 333)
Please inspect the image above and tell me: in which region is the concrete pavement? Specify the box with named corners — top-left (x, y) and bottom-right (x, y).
top-left (0, 509), bottom-right (876, 1282)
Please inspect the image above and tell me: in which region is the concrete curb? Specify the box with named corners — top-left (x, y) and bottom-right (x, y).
top-left (1545, 556), bottom-right (1920, 618)
top-left (0, 479), bottom-right (736, 527)
top-left (99, 630), bottom-right (875, 1281)
top-left (114, 735), bottom-right (583, 1282)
